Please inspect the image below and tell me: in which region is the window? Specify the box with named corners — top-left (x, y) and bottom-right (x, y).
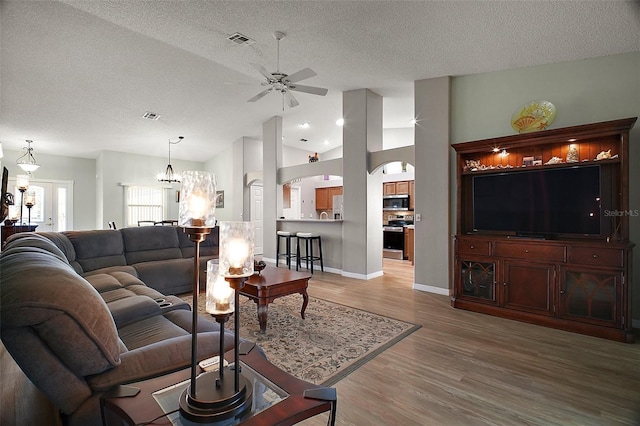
top-left (125, 186), bottom-right (165, 227)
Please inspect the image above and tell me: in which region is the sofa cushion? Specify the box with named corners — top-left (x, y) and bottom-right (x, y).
top-left (0, 249), bottom-right (121, 376)
top-left (38, 231), bottom-right (79, 266)
top-left (121, 226), bottom-right (183, 264)
top-left (3, 233), bottom-right (69, 263)
top-left (107, 296), bottom-right (162, 328)
top-left (64, 230), bottom-right (127, 272)
top-left (133, 258), bottom-right (193, 295)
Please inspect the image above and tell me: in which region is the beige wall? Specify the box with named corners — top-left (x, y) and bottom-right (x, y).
top-left (450, 51), bottom-right (640, 322)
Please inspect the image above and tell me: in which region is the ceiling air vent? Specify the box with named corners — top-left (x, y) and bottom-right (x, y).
top-left (227, 32), bottom-right (255, 46)
top-left (142, 111), bottom-right (161, 121)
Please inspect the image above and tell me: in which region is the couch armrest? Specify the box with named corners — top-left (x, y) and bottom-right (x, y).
top-left (86, 332), bottom-right (234, 391)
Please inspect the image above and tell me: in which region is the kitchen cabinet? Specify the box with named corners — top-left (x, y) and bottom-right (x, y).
top-left (383, 181), bottom-right (410, 196)
top-left (283, 183), bottom-right (291, 208)
top-left (409, 181), bottom-right (415, 210)
top-left (404, 227), bottom-right (414, 263)
top-left (383, 182), bottom-right (396, 196)
top-left (315, 186), bottom-right (342, 211)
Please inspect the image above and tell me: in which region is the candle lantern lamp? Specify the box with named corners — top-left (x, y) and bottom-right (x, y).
top-left (24, 191), bottom-right (35, 226)
top-left (16, 174), bottom-right (29, 224)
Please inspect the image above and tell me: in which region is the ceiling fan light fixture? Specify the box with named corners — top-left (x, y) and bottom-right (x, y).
top-left (246, 31), bottom-right (327, 109)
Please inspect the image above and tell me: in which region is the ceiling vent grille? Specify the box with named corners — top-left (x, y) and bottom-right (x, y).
top-left (227, 32), bottom-right (255, 45)
top-left (142, 111), bottom-right (161, 120)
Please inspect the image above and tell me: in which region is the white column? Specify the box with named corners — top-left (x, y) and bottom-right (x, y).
top-left (413, 77), bottom-right (451, 294)
top-left (342, 89), bottom-right (384, 279)
top-left (262, 116), bottom-right (283, 262)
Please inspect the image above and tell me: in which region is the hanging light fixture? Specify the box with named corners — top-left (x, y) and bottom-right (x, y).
top-left (16, 140), bottom-right (40, 173)
top-left (157, 136), bottom-right (183, 183)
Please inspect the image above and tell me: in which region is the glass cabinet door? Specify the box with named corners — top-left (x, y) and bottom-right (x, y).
top-left (560, 268), bottom-right (621, 327)
top-left (458, 260), bottom-right (496, 303)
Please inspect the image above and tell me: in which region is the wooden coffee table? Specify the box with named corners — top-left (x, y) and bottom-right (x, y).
top-left (241, 267), bottom-right (312, 334)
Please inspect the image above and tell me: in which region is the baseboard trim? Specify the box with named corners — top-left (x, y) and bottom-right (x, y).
top-left (413, 283), bottom-right (451, 296)
top-left (341, 269), bottom-right (383, 280)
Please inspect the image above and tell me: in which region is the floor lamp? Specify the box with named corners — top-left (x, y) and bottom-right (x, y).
top-left (24, 191), bottom-right (35, 226)
top-left (16, 174), bottom-right (29, 224)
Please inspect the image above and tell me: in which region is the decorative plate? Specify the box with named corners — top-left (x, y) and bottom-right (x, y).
top-left (511, 100), bottom-right (556, 133)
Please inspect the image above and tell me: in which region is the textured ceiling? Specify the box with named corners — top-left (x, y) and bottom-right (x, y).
top-left (1, 0), bottom-right (639, 161)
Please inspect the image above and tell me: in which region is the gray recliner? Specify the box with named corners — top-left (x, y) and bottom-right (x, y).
top-left (0, 233), bottom-right (233, 425)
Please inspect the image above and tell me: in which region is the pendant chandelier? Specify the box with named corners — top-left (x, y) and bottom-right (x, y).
top-left (17, 140), bottom-right (40, 173)
top-left (157, 136), bottom-right (183, 183)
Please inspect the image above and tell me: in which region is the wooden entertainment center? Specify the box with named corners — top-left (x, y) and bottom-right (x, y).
top-left (452, 117), bottom-right (637, 342)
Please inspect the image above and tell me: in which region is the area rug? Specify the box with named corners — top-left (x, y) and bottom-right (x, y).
top-left (180, 293), bottom-right (420, 386)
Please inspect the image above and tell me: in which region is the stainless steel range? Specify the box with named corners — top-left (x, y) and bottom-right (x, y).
top-left (383, 215), bottom-right (414, 259)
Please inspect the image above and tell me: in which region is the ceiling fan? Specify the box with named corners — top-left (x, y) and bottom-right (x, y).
top-left (247, 31), bottom-right (328, 109)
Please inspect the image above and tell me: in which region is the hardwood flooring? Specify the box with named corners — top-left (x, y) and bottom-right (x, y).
top-left (298, 259), bottom-right (640, 426)
top-left (2, 259), bottom-right (639, 425)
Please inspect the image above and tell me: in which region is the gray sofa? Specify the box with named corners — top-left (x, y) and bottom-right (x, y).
top-left (0, 226), bottom-right (237, 426)
top-left (55, 225), bottom-right (219, 295)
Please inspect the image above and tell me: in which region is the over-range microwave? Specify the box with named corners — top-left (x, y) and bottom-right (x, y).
top-left (383, 195), bottom-right (410, 211)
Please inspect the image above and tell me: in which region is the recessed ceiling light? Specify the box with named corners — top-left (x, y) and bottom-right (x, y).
top-left (323, 140), bottom-right (330, 145)
top-left (301, 122), bottom-right (310, 129)
top-left (410, 118), bottom-right (417, 125)
top-left (335, 118), bottom-right (344, 126)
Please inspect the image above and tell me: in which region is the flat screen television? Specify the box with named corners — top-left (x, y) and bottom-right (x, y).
top-left (472, 165), bottom-right (602, 237)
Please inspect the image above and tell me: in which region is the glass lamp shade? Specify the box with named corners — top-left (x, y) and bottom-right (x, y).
top-left (24, 191), bottom-right (36, 207)
top-left (205, 260), bottom-right (234, 314)
top-left (219, 221), bottom-right (254, 277)
top-left (178, 171), bottom-right (216, 228)
top-left (16, 175), bottom-right (29, 191)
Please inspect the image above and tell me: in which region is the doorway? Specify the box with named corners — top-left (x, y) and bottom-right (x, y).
top-left (8, 178), bottom-right (73, 232)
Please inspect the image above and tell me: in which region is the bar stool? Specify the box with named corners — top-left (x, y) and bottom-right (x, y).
top-left (296, 232), bottom-right (324, 273)
top-left (276, 231), bottom-right (297, 269)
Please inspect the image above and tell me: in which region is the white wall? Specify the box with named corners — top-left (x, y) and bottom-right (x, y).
top-left (2, 149), bottom-right (96, 230)
top-left (98, 151), bottom-right (203, 229)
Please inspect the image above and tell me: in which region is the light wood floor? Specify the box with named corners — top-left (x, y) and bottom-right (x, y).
top-left (2, 259), bottom-right (639, 425)
top-left (299, 259), bottom-right (640, 426)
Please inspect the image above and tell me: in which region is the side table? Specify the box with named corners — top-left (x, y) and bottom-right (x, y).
top-left (101, 343), bottom-right (336, 426)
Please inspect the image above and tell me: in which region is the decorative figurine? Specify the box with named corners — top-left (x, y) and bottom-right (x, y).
top-left (566, 145), bottom-right (579, 163)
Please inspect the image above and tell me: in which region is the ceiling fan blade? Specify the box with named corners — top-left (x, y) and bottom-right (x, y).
top-left (288, 84), bottom-right (328, 96)
top-left (283, 67), bottom-right (317, 83)
top-left (251, 63), bottom-right (275, 80)
top-left (285, 90), bottom-right (299, 108)
top-left (247, 88), bottom-right (273, 102)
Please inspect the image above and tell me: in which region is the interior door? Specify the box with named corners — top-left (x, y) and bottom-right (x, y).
top-left (8, 178), bottom-right (72, 231)
top-left (250, 183), bottom-right (263, 255)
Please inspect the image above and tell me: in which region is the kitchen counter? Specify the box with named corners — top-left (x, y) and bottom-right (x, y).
top-left (277, 219), bottom-right (343, 272)
top-left (277, 219), bottom-right (343, 223)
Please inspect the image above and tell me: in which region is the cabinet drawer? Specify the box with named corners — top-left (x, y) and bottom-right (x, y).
top-left (457, 239), bottom-right (491, 256)
top-left (570, 247), bottom-right (624, 268)
top-left (494, 242), bottom-right (565, 262)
